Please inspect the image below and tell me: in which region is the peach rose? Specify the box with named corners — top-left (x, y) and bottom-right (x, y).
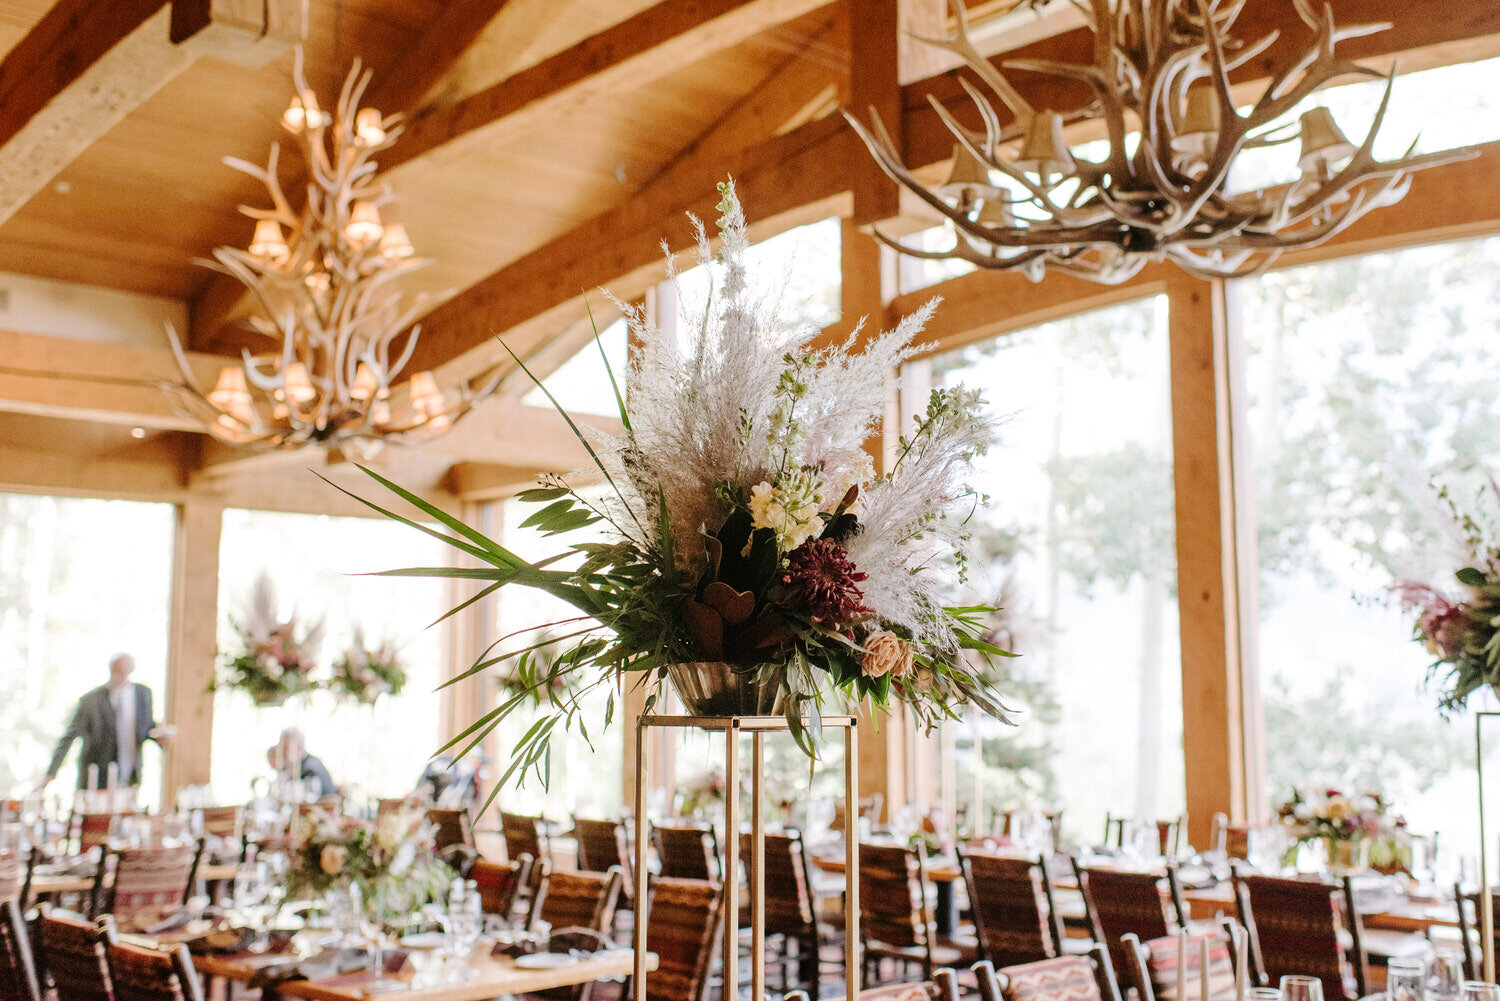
top-left (319, 844), bottom-right (347, 875)
top-left (861, 630), bottom-right (913, 679)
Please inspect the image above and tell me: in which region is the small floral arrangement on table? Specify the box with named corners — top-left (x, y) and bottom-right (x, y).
top-left (1276, 788), bottom-right (1408, 871)
top-left (333, 180), bottom-right (1013, 781)
top-left (285, 806), bottom-right (449, 907)
top-left (328, 627), bottom-right (407, 706)
top-left (216, 573), bottom-right (323, 707)
top-left (1394, 478), bottom-right (1500, 713)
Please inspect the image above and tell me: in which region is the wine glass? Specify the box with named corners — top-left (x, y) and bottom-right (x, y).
top-left (1386, 957), bottom-right (1423, 1001)
top-left (1462, 984), bottom-right (1500, 1001)
top-left (1429, 950), bottom-right (1465, 1001)
top-left (1280, 975), bottom-right (1324, 1001)
top-left (446, 884), bottom-right (482, 981)
top-left (233, 863), bottom-right (270, 952)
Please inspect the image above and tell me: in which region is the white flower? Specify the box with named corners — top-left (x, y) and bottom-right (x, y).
top-left (748, 474), bottom-right (823, 551)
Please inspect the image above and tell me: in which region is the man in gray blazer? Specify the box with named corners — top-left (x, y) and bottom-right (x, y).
top-left (40, 653), bottom-right (175, 791)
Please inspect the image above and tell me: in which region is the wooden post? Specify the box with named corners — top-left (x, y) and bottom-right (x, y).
top-left (163, 499), bottom-right (222, 804)
top-left (1167, 274), bottom-right (1254, 846)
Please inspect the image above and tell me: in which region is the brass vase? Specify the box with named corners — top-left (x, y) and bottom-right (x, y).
top-left (666, 661), bottom-right (781, 716)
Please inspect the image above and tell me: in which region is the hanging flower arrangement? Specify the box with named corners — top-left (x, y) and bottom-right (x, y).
top-left (328, 626), bottom-right (407, 706)
top-left (216, 573), bottom-right (322, 707)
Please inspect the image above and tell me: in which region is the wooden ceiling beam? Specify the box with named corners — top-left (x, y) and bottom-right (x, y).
top-left (403, 114), bottom-right (855, 382)
top-left (0, 0), bottom-right (295, 228)
top-left (0, 327), bottom-right (222, 431)
top-left (188, 0), bottom-right (521, 350)
top-left (380, 0), bottom-right (835, 176)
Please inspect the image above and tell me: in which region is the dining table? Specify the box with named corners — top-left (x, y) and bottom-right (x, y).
top-left (30, 861), bottom-right (240, 896)
top-left (130, 927), bottom-right (655, 1001)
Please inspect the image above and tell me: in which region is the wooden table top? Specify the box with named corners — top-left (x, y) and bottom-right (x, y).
top-left (158, 936), bottom-right (651, 1000)
top-left (32, 862), bottom-right (239, 895)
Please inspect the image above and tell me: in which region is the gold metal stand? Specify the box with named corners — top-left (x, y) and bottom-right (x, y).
top-left (632, 713), bottom-right (860, 1000)
top-left (1478, 712), bottom-right (1498, 982)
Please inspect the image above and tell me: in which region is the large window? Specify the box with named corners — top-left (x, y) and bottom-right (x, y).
top-left (211, 509), bottom-right (448, 804)
top-left (0, 494), bottom-right (175, 809)
top-left (1240, 236), bottom-right (1500, 847)
top-left (922, 297), bottom-right (1183, 845)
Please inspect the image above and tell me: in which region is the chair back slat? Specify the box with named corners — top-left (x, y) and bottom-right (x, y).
top-left (652, 824), bottom-right (719, 882)
top-left (470, 856), bottom-right (530, 922)
top-left (1084, 867), bottom-right (1174, 977)
top-left (0, 899), bottom-right (42, 1001)
top-left (996, 954), bottom-right (1106, 1001)
top-left (1134, 931), bottom-right (1238, 1001)
top-left (105, 941), bottom-right (202, 1001)
top-left (573, 818), bottom-right (633, 900)
top-left (106, 847), bottom-right (195, 931)
top-left (859, 843), bottom-right (930, 950)
top-left (1240, 874), bottom-right (1361, 1001)
top-left (739, 830), bottom-right (815, 936)
top-left (643, 876), bottom-right (722, 1001)
top-left (536, 867), bottom-right (622, 934)
top-left (961, 850), bottom-right (1059, 967)
top-left (424, 809), bottom-right (473, 853)
top-left (38, 913), bottom-right (113, 1001)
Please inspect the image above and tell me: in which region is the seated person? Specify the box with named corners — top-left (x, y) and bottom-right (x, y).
top-left (269, 727), bottom-right (337, 800)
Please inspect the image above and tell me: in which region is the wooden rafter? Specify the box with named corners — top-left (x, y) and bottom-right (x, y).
top-left (0, 0), bottom-right (296, 227)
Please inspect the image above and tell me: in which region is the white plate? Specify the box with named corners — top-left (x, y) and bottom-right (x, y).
top-left (398, 933), bottom-right (448, 950)
top-left (513, 953), bottom-right (579, 969)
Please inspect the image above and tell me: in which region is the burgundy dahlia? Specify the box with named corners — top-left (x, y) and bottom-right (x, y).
top-left (783, 538), bottom-right (869, 626)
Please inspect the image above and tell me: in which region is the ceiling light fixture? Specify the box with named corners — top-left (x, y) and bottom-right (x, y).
top-left (846, 0), bottom-right (1475, 283)
top-left (164, 48), bottom-right (496, 456)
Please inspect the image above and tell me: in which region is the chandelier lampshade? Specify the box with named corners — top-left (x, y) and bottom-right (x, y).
top-left (163, 48), bottom-right (498, 455)
top-left (845, 0), bottom-right (1477, 283)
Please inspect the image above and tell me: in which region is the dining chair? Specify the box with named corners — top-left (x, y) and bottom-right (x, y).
top-left (469, 855), bottom-right (532, 926)
top-left (1451, 883), bottom-right (1489, 980)
top-left (1233, 870), bottom-right (1366, 1001)
top-left (739, 828), bottom-right (825, 997)
top-left (1119, 929), bottom-right (1238, 1001)
top-left (977, 942), bottom-right (1123, 1001)
top-left (195, 807), bottom-right (244, 857)
top-left (425, 807), bottom-right (475, 854)
top-left (94, 845), bottom-right (196, 929)
top-left (35, 911), bottom-right (115, 1001)
top-left (573, 817), bottom-right (634, 910)
top-left (1104, 814), bottom-right (1184, 858)
top-left (0, 856), bottom-right (21, 907)
top-left (959, 848), bottom-right (1082, 967)
top-left (104, 939), bottom-right (204, 1001)
top-left (651, 822), bottom-right (720, 882)
top-left (1080, 864), bottom-right (1187, 980)
top-left (633, 876), bottom-right (723, 1001)
top-left (533, 866), bottom-right (623, 937)
top-left (787, 979), bottom-right (957, 1001)
top-left (500, 812), bottom-right (551, 866)
top-left (73, 813), bottom-right (128, 855)
top-left (0, 897), bottom-right (43, 1001)
top-left (858, 841), bottom-right (965, 981)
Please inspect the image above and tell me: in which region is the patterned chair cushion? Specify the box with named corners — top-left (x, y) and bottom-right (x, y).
top-left (1142, 933), bottom-right (1237, 1001)
top-left (1000, 955), bottom-right (1104, 1001)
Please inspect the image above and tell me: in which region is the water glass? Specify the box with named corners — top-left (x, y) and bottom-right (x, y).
top-left (1386, 957), bottom-right (1424, 1001)
top-left (1247, 826), bottom-right (1286, 872)
top-left (1250, 990), bottom-right (1282, 1001)
top-left (1280, 975), bottom-right (1325, 1001)
top-left (1429, 951), bottom-right (1465, 1001)
top-left (1462, 983), bottom-right (1500, 1001)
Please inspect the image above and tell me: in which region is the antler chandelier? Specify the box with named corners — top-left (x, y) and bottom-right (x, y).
top-left (166, 49), bottom-right (495, 455)
top-left (847, 0), bottom-right (1473, 284)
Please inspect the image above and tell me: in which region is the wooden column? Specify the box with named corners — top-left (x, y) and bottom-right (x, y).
top-left (163, 499), bottom-right (222, 803)
top-left (440, 500), bottom-right (501, 794)
top-left (1167, 274), bottom-right (1253, 846)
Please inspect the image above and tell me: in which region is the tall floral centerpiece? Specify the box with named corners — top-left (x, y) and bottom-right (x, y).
top-left (1395, 478), bottom-right (1500, 712)
top-left (217, 574), bottom-right (322, 707)
top-left (334, 182), bottom-right (1012, 777)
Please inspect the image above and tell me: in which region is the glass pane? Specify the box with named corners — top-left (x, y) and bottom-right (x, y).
top-left (522, 318), bottom-right (628, 417)
top-left (0, 494), bottom-right (175, 810)
top-left (212, 509), bottom-right (448, 805)
top-left (1241, 236), bottom-right (1500, 854)
top-left (922, 296), bottom-right (1182, 846)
